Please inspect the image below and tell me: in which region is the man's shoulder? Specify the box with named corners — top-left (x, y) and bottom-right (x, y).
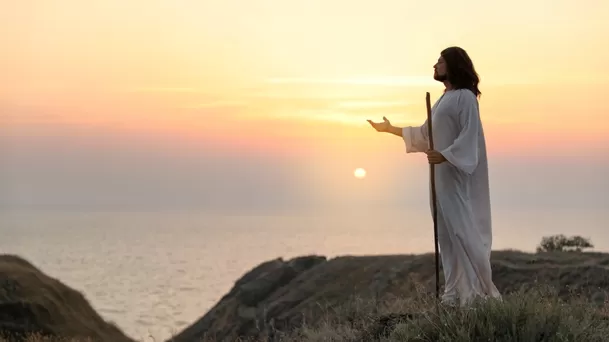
top-left (453, 89), bottom-right (478, 107)
top-left (455, 88), bottom-right (477, 99)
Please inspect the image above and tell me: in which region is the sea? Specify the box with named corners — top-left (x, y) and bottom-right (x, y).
top-left (1, 207), bottom-right (608, 341)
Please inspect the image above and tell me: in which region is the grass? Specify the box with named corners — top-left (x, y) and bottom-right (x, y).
top-left (0, 337), bottom-right (94, 342)
top-left (3, 286), bottom-right (609, 342)
top-left (266, 285), bottom-right (609, 342)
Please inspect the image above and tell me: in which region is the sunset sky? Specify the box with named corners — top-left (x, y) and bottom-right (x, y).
top-left (1, 0), bottom-right (608, 212)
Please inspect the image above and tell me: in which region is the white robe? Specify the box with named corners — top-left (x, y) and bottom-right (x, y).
top-left (402, 88), bottom-right (501, 306)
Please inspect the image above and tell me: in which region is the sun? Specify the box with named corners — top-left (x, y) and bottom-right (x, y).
top-left (354, 168), bottom-right (367, 179)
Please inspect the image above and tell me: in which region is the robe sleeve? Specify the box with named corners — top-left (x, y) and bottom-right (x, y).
top-left (402, 121), bottom-right (429, 153)
top-left (440, 93), bottom-right (481, 175)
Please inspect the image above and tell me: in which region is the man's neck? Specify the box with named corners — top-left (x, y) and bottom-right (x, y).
top-left (444, 81), bottom-right (454, 91)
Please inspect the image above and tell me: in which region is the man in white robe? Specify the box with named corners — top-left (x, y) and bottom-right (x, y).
top-left (367, 46), bottom-right (501, 306)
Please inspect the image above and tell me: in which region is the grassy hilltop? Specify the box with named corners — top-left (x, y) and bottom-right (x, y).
top-left (170, 247), bottom-right (609, 342)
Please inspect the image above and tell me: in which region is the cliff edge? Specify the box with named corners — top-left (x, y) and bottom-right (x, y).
top-left (169, 250), bottom-right (609, 342)
top-left (0, 254), bottom-right (135, 342)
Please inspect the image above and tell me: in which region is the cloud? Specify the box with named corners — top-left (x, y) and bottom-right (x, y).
top-left (266, 76), bottom-right (437, 87)
top-left (333, 100), bottom-right (411, 109)
top-left (121, 87), bottom-right (207, 94)
top-left (178, 101), bottom-right (248, 109)
top-left (252, 95), bottom-right (418, 126)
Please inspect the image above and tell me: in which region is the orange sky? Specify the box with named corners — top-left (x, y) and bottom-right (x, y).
top-left (2, 0), bottom-right (609, 159)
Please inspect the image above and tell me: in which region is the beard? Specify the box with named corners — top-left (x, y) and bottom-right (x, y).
top-left (434, 72), bottom-right (448, 82)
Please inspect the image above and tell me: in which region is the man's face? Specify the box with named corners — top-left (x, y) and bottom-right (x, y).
top-left (433, 56), bottom-right (448, 82)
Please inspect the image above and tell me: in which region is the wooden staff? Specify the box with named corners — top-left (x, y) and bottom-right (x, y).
top-left (426, 92), bottom-right (440, 302)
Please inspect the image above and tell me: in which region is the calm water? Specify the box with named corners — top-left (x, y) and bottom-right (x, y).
top-left (1, 208), bottom-right (608, 341)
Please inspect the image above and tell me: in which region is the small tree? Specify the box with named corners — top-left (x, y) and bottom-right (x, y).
top-left (536, 234), bottom-right (594, 253)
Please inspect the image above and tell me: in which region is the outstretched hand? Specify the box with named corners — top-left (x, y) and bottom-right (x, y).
top-left (425, 150), bottom-right (447, 164)
top-left (367, 116), bottom-right (391, 132)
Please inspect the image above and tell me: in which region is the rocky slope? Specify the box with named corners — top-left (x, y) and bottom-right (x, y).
top-left (169, 250), bottom-right (609, 342)
top-left (0, 254), bottom-right (135, 342)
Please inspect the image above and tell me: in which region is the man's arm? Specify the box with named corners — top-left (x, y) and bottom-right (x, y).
top-left (368, 117), bottom-right (429, 152)
top-left (386, 124), bottom-right (403, 137)
top-left (438, 93), bottom-right (480, 174)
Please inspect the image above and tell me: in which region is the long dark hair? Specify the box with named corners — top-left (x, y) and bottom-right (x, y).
top-left (441, 46), bottom-right (481, 98)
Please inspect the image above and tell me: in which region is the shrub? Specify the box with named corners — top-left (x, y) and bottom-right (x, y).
top-left (536, 234), bottom-right (594, 253)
